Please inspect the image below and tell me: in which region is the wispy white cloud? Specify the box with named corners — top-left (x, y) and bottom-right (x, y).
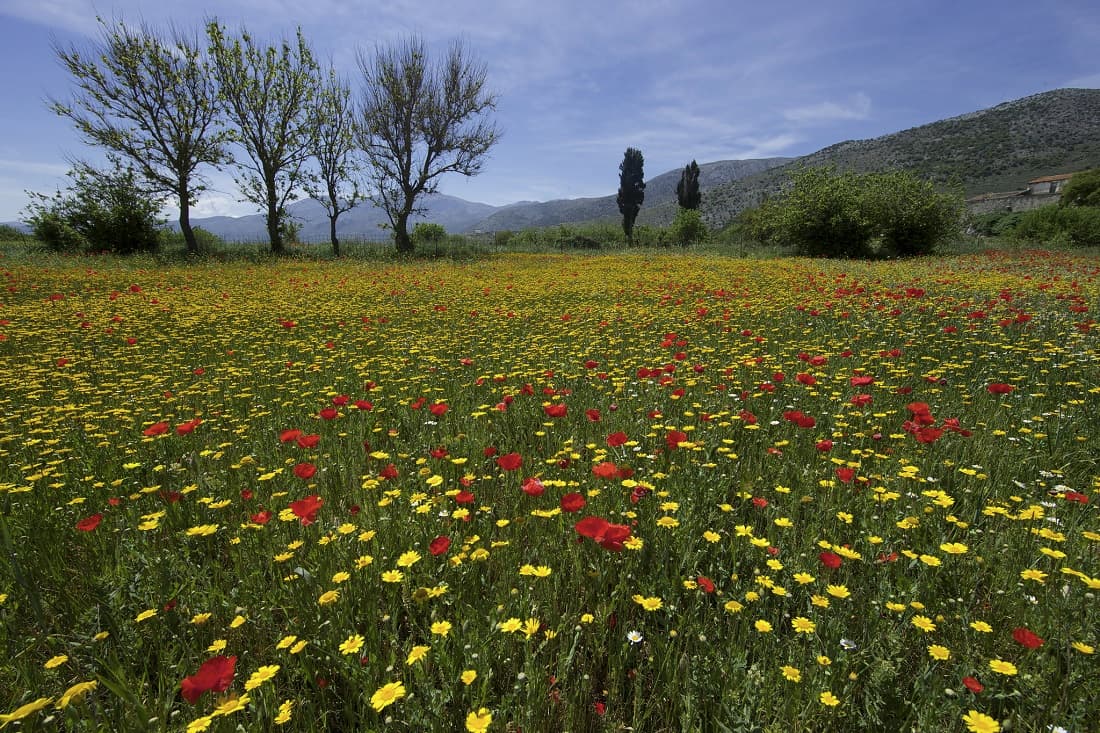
top-left (784, 93), bottom-right (872, 124)
top-left (0, 158), bottom-right (70, 177)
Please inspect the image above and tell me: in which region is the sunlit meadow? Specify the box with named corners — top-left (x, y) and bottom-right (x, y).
top-left (0, 250), bottom-right (1097, 732)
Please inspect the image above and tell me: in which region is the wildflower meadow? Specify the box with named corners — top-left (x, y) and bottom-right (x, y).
top-left (0, 250), bottom-right (1097, 732)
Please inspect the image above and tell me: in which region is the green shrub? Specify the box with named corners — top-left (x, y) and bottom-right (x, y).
top-left (748, 167), bottom-right (963, 258)
top-left (865, 170), bottom-right (963, 256)
top-left (0, 224), bottom-right (28, 242)
top-left (492, 230), bottom-right (514, 248)
top-left (1059, 168), bottom-right (1100, 208)
top-left (24, 166), bottom-right (164, 254)
top-left (159, 226), bottom-right (227, 253)
top-left (669, 208), bottom-right (708, 246)
top-left (411, 222), bottom-right (447, 247)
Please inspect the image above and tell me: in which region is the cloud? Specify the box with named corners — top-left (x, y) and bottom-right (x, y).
top-left (0, 158), bottom-right (70, 177)
top-left (783, 93), bottom-right (872, 124)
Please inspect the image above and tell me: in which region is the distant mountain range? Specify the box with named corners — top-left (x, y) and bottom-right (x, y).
top-left (6, 88), bottom-right (1099, 239)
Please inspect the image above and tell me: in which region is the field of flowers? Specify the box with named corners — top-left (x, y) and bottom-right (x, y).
top-left (0, 250), bottom-right (1097, 732)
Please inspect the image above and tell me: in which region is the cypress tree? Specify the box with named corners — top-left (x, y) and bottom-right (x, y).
top-left (617, 147), bottom-right (645, 243)
top-left (677, 160), bottom-right (701, 210)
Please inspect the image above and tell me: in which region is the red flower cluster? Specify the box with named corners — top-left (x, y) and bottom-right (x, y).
top-left (575, 516), bottom-right (631, 551)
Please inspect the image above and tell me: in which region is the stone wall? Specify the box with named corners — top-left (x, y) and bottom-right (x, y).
top-left (967, 192), bottom-right (1059, 214)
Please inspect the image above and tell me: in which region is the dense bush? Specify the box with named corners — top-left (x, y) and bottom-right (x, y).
top-left (1059, 168), bottom-right (1100, 208)
top-left (411, 222), bottom-right (447, 247)
top-left (24, 166), bottom-right (164, 254)
top-left (669, 208), bottom-right (708, 246)
top-left (0, 224), bottom-right (28, 242)
top-left (1015, 204), bottom-right (1100, 247)
top-left (750, 167), bottom-right (874, 258)
top-left (748, 167), bottom-right (963, 258)
top-left (159, 226), bottom-right (227, 253)
top-left (864, 170), bottom-right (964, 256)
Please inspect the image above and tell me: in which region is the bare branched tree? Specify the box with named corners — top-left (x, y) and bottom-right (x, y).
top-left (306, 67), bottom-right (362, 256)
top-left (356, 37), bottom-right (500, 253)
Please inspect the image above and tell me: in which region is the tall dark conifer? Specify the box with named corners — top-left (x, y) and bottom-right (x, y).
top-left (677, 160), bottom-right (701, 210)
top-left (617, 147), bottom-right (645, 243)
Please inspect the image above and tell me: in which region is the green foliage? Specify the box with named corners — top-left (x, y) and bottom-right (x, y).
top-left (158, 226), bottom-right (226, 253)
top-left (0, 224), bottom-right (28, 242)
top-left (863, 170), bottom-right (964, 256)
top-left (411, 222), bottom-right (447, 246)
top-left (1015, 204), bottom-right (1100, 247)
top-left (669, 208), bottom-right (708, 246)
top-left (1059, 168), bottom-right (1100, 208)
top-left (749, 167), bottom-right (963, 258)
top-left (51, 18), bottom-right (229, 256)
top-left (617, 147), bottom-right (645, 243)
top-left (676, 160), bottom-right (701, 210)
top-left (356, 37), bottom-right (500, 254)
top-left (207, 21), bottom-right (320, 255)
top-left (492, 230), bottom-right (514, 248)
top-left (751, 167), bottom-right (874, 258)
top-left (24, 166), bottom-right (164, 254)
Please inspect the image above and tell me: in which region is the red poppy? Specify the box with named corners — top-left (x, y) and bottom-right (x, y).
top-left (143, 421), bottom-right (170, 437)
top-left (816, 440), bottom-right (833, 452)
top-left (987, 383), bottom-right (1015, 394)
top-left (430, 446), bottom-right (449, 459)
top-left (962, 676), bottom-right (983, 694)
top-left (1063, 491), bottom-right (1089, 504)
top-left (819, 551), bottom-right (842, 569)
top-left (666, 430), bottom-right (688, 449)
top-left (835, 467), bottom-right (855, 483)
top-left (296, 434), bottom-right (320, 449)
top-left (76, 513), bottom-right (103, 532)
top-left (606, 432), bottom-right (628, 447)
top-left (318, 408), bottom-right (339, 420)
top-left (796, 372), bottom-right (816, 386)
top-left (280, 429), bottom-right (303, 443)
top-left (782, 411), bottom-right (816, 429)
top-left (1012, 627), bottom-right (1044, 649)
top-left (585, 409), bottom-right (601, 422)
top-left (850, 375), bottom-right (874, 386)
top-left (429, 536), bottom-right (451, 556)
top-left (379, 463), bottom-right (398, 480)
top-left (175, 419), bottom-right (202, 435)
top-left (914, 427), bottom-right (944, 444)
top-left (592, 462), bottom-right (619, 480)
top-left (180, 655), bottom-right (237, 704)
top-left (290, 495), bottom-right (323, 525)
top-left (521, 477), bottom-right (545, 497)
top-left (696, 575), bottom-right (715, 593)
top-left (293, 463), bottom-right (317, 480)
top-left (429, 402), bottom-right (449, 417)
top-left (496, 453), bottom-right (522, 471)
top-left (354, 399), bottom-right (373, 411)
top-left (250, 510), bottom-right (272, 524)
top-left (560, 493), bottom-right (586, 513)
top-left (584, 359), bottom-right (599, 369)
top-left (752, 496), bottom-right (768, 508)
top-left (850, 393), bottom-right (873, 407)
top-left (574, 516), bottom-right (631, 551)
top-left (331, 395), bottom-right (349, 406)
top-left (544, 403), bottom-right (567, 418)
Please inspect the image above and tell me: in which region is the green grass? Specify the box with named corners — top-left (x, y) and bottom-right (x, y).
top-left (0, 249), bottom-right (1097, 732)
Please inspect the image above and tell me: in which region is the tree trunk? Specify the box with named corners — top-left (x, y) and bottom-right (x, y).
top-left (179, 182), bottom-right (198, 255)
top-left (394, 211), bottom-right (413, 253)
top-left (267, 182), bottom-right (284, 255)
top-left (329, 214), bottom-right (340, 257)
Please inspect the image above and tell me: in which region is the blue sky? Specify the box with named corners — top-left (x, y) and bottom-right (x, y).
top-left (1, 0), bottom-right (1098, 221)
